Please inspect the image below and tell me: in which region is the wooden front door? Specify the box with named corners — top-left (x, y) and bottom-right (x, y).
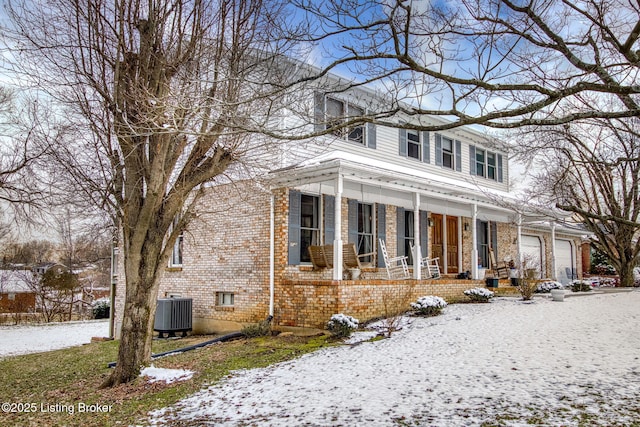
top-left (446, 216), bottom-right (459, 273)
top-left (431, 214), bottom-right (443, 262)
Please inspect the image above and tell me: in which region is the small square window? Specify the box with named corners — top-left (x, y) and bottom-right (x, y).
top-left (217, 292), bottom-right (234, 306)
top-left (8, 293), bottom-right (15, 301)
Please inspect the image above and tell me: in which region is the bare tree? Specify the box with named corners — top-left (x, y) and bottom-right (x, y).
top-left (3, 0), bottom-right (305, 385)
top-left (290, 0), bottom-right (640, 130)
top-left (0, 86), bottom-right (51, 228)
top-left (518, 117), bottom-right (640, 287)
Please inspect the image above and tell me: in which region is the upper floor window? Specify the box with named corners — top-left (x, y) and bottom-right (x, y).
top-left (407, 129), bottom-right (420, 160)
top-left (442, 137), bottom-right (454, 169)
top-left (470, 145), bottom-right (503, 182)
top-left (399, 128), bottom-right (430, 163)
top-left (314, 92), bottom-right (376, 149)
top-left (475, 148), bottom-right (486, 177)
top-left (487, 152), bottom-right (497, 180)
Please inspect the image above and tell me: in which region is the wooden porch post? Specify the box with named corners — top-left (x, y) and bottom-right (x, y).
top-left (413, 192), bottom-right (421, 280)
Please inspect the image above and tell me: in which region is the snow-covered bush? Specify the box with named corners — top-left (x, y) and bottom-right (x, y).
top-left (327, 313), bottom-right (359, 338)
top-left (571, 280), bottom-right (592, 292)
top-left (411, 296), bottom-right (447, 317)
top-left (464, 287), bottom-right (494, 303)
top-left (634, 267), bottom-right (640, 287)
top-left (92, 298), bottom-right (110, 319)
top-left (536, 281), bottom-right (564, 293)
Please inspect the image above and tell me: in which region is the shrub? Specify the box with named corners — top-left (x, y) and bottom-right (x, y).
top-left (411, 296), bottom-right (447, 317)
top-left (536, 281), bottom-right (564, 293)
top-left (464, 287), bottom-right (494, 303)
top-left (571, 280), bottom-right (592, 292)
top-left (242, 319), bottom-right (272, 338)
top-left (327, 313), bottom-right (359, 338)
top-left (92, 299), bottom-right (110, 319)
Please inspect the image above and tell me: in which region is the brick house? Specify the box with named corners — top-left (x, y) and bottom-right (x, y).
top-left (113, 83), bottom-right (585, 336)
top-left (0, 270), bottom-right (37, 314)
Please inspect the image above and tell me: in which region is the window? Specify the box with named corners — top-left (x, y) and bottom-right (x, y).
top-left (169, 217), bottom-right (183, 267)
top-left (358, 203), bottom-right (374, 263)
top-left (347, 105), bottom-right (365, 144)
top-left (217, 292), bottom-right (234, 306)
top-left (470, 145), bottom-right (502, 181)
top-left (325, 97), bottom-right (345, 137)
top-left (407, 129), bottom-right (420, 160)
top-left (300, 194), bottom-right (320, 263)
top-left (487, 152), bottom-right (496, 180)
top-left (475, 149), bottom-right (486, 177)
top-left (8, 293), bottom-right (15, 301)
top-left (403, 210), bottom-right (415, 265)
top-left (324, 97), bottom-right (366, 144)
top-left (442, 137), bottom-right (454, 169)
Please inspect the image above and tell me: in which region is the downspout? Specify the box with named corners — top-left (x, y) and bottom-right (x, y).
top-left (269, 192), bottom-right (275, 317)
top-left (108, 240), bottom-right (117, 339)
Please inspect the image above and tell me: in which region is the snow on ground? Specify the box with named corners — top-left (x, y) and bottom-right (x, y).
top-left (141, 365), bottom-right (195, 384)
top-left (150, 291), bottom-right (640, 426)
top-left (0, 319), bottom-right (109, 358)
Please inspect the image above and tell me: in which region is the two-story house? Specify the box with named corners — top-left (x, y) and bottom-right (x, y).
top-left (113, 75), bottom-right (585, 336)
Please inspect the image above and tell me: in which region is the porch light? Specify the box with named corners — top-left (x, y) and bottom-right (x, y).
top-left (464, 222), bottom-right (469, 231)
top-left (428, 218), bottom-right (434, 227)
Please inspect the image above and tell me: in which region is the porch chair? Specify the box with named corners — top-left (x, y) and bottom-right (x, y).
top-left (342, 243), bottom-right (375, 270)
top-left (409, 241), bottom-right (441, 279)
top-left (489, 248), bottom-right (509, 279)
top-left (378, 239), bottom-right (410, 279)
top-left (308, 245), bottom-right (331, 270)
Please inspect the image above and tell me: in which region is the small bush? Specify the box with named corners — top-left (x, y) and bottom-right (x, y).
top-left (92, 299), bottom-right (110, 319)
top-left (536, 281), bottom-right (564, 293)
top-left (327, 313), bottom-right (359, 338)
top-left (242, 319), bottom-right (272, 338)
top-left (411, 296), bottom-right (447, 317)
top-left (571, 280), bottom-right (592, 292)
top-left (464, 287), bottom-right (494, 303)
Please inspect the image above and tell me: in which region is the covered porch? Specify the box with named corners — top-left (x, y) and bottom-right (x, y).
top-left (270, 151), bottom-right (518, 282)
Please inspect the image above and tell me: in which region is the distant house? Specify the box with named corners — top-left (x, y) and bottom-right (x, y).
top-left (0, 270), bottom-right (37, 313)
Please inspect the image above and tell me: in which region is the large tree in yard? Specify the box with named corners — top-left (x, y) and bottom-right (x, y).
top-left (518, 118), bottom-right (640, 287)
top-left (3, 0), bottom-right (304, 385)
top-left (294, 0), bottom-right (640, 130)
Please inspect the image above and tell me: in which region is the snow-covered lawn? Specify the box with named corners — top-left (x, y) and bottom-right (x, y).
top-left (150, 291), bottom-right (640, 426)
top-left (0, 319), bottom-right (109, 358)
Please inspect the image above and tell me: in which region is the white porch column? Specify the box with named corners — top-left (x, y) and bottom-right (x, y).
top-left (471, 204), bottom-right (478, 279)
top-left (413, 192), bottom-right (421, 280)
top-left (550, 222), bottom-right (557, 281)
top-left (333, 174), bottom-right (344, 281)
top-left (516, 214), bottom-right (523, 270)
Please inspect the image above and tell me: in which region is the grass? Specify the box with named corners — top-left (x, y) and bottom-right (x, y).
top-left (0, 333), bottom-right (331, 426)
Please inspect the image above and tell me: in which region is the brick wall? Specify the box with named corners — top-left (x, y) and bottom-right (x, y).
top-left (276, 279), bottom-right (481, 329)
top-left (113, 184), bottom-right (584, 336)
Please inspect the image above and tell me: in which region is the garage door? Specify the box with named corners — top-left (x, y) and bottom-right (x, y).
top-left (556, 240), bottom-right (575, 284)
top-left (521, 235), bottom-right (543, 275)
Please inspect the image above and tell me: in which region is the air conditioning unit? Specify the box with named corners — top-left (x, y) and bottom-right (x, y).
top-left (154, 298), bottom-right (192, 338)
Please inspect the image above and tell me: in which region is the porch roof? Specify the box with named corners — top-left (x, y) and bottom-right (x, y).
top-left (270, 151), bottom-right (562, 223)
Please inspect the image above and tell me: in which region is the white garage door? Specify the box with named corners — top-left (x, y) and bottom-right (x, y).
top-left (556, 240), bottom-right (575, 284)
top-left (521, 235), bottom-right (543, 275)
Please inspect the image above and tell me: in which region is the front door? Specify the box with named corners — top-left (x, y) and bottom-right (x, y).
top-left (446, 216), bottom-right (459, 273)
top-left (431, 214), bottom-right (443, 262)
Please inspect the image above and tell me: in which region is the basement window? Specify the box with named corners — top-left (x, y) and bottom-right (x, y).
top-left (217, 292), bottom-right (234, 306)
